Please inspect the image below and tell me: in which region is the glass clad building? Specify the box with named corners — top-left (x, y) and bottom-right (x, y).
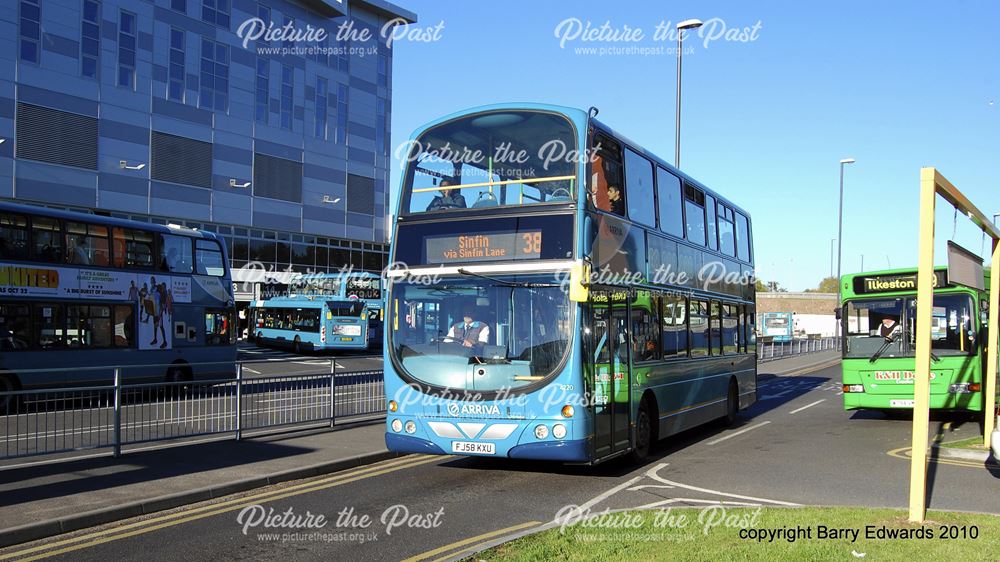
top-left (0, 0), bottom-right (415, 303)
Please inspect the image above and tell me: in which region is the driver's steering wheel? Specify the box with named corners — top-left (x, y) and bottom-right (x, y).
top-left (550, 188), bottom-right (571, 198)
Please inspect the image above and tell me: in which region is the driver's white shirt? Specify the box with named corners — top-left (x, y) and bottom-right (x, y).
top-left (446, 322), bottom-right (490, 343)
top-left (875, 322), bottom-right (901, 338)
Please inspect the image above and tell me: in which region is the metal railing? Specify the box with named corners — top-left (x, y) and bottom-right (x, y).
top-left (757, 337), bottom-right (841, 362)
top-left (0, 358), bottom-right (385, 461)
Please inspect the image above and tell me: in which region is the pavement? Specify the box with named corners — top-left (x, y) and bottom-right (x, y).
top-left (0, 348), bottom-right (841, 551)
top-left (0, 420), bottom-right (393, 548)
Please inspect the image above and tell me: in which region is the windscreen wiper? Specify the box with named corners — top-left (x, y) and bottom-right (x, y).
top-left (869, 325), bottom-right (940, 363)
top-left (456, 268), bottom-right (558, 289)
top-left (869, 332), bottom-right (898, 363)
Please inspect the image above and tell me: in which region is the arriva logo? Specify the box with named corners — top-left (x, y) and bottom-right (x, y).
top-left (447, 403), bottom-right (501, 416)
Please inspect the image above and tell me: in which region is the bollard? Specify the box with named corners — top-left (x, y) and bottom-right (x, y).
top-left (235, 362), bottom-right (243, 441)
top-left (113, 367), bottom-right (122, 458)
top-left (992, 414), bottom-right (999, 459)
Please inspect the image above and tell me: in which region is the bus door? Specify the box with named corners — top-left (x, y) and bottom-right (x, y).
top-left (588, 287), bottom-right (632, 459)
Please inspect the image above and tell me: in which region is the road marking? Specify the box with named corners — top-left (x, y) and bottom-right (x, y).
top-left (887, 447), bottom-right (998, 470)
top-left (1, 455), bottom-right (442, 561)
top-left (242, 367), bottom-right (261, 375)
top-left (645, 465), bottom-right (801, 506)
top-left (636, 497), bottom-right (761, 509)
top-left (401, 520), bottom-right (541, 562)
top-left (789, 399), bottom-right (826, 414)
top-left (575, 472), bottom-right (649, 513)
top-left (758, 390), bottom-right (792, 400)
top-left (706, 421), bottom-right (771, 445)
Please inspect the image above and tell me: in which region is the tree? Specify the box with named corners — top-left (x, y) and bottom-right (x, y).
top-left (755, 279), bottom-right (769, 292)
top-left (814, 276), bottom-right (839, 293)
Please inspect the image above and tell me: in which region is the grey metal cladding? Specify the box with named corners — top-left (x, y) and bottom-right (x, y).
top-left (16, 103), bottom-right (99, 170)
top-left (151, 131), bottom-right (213, 188)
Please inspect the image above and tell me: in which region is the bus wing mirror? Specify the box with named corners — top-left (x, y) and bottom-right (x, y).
top-left (569, 261), bottom-right (590, 303)
top-left (834, 308), bottom-right (842, 320)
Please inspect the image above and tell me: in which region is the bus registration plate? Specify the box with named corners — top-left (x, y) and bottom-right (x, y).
top-left (890, 400), bottom-right (915, 407)
top-left (451, 441), bottom-right (495, 455)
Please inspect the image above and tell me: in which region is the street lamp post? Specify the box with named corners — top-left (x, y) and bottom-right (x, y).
top-left (675, 19), bottom-right (703, 168)
top-left (830, 238), bottom-right (836, 278)
top-left (836, 158), bottom-right (856, 339)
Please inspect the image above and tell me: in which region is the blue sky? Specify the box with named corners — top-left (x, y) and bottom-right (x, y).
top-left (385, 0), bottom-right (999, 291)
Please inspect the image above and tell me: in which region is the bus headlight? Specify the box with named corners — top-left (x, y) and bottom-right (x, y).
top-left (843, 385), bottom-right (865, 393)
top-left (534, 425), bottom-right (549, 439)
top-left (391, 419), bottom-right (403, 433)
top-left (949, 383), bottom-right (979, 394)
top-left (404, 421), bottom-right (416, 434)
top-left (561, 405), bottom-right (574, 418)
top-left (388, 400), bottom-right (398, 413)
top-left (552, 424), bottom-right (567, 439)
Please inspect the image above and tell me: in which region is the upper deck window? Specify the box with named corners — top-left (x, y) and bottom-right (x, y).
top-left (624, 148), bottom-right (654, 226)
top-left (736, 212), bottom-right (751, 262)
top-left (684, 184), bottom-right (706, 246)
top-left (656, 168), bottom-right (683, 237)
top-left (0, 212), bottom-right (29, 260)
top-left (402, 111), bottom-right (577, 214)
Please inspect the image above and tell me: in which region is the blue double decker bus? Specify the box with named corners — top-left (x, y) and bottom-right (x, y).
top-left (0, 201), bottom-right (236, 403)
top-left (249, 272), bottom-right (383, 352)
top-left (384, 104), bottom-right (756, 463)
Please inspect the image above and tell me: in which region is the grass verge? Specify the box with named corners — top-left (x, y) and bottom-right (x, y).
top-left (471, 507), bottom-right (1000, 562)
top-left (938, 437), bottom-right (989, 451)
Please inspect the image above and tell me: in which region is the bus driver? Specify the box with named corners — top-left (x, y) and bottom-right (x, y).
top-left (444, 309), bottom-right (490, 349)
top-left (875, 316), bottom-right (902, 339)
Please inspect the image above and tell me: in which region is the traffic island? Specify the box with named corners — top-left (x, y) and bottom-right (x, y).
top-left (466, 507), bottom-right (1000, 562)
top-left (934, 437), bottom-right (993, 463)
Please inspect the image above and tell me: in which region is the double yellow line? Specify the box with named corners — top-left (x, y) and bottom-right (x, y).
top-left (402, 520), bottom-right (541, 562)
top-left (887, 447), bottom-right (998, 470)
top-left (1, 455), bottom-right (443, 562)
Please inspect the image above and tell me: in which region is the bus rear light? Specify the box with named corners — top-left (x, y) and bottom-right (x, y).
top-left (321, 326), bottom-right (326, 343)
top-left (388, 400), bottom-right (398, 412)
top-left (534, 425), bottom-right (549, 439)
top-left (561, 405), bottom-right (574, 418)
top-left (967, 383), bottom-right (981, 392)
top-left (843, 384), bottom-right (865, 393)
top-left (391, 419), bottom-right (402, 433)
top-left (552, 424), bottom-right (567, 439)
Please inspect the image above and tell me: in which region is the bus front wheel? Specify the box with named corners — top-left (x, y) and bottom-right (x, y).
top-left (293, 337), bottom-right (302, 355)
top-left (0, 374), bottom-right (19, 414)
top-left (256, 332), bottom-right (264, 346)
top-left (630, 399), bottom-right (655, 463)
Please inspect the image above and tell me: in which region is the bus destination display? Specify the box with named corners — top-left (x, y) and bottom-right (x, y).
top-left (425, 231), bottom-right (542, 264)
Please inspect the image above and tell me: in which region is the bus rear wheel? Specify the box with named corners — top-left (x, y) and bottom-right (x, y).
top-left (165, 366), bottom-right (191, 399)
top-left (722, 379), bottom-right (739, 427)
